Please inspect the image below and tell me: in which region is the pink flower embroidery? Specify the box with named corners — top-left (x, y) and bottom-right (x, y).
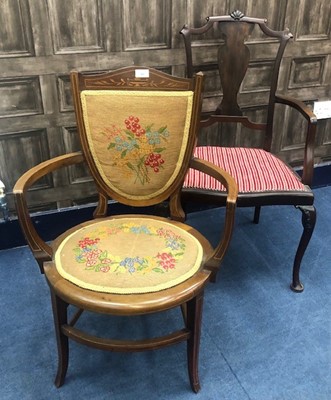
top-left (78, 237), bottom-right (100, 248)
top-left (86, 259), bottom-right (98, 267)
top-left (156, 252), bottom-right (176, 271)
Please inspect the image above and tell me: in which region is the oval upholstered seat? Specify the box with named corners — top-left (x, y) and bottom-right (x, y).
top-left (55, 216), bottom-right (204, 294)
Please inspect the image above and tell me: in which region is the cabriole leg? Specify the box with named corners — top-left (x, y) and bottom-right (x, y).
top-left (291, 205), bottom-right (316, 292)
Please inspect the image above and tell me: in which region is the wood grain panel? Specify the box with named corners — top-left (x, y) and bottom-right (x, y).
top-left (280, 107), bottom-right (309, 150)
top-left (47, 0), bottom-right (105, 54)
top-left (0, 0), bottom-right (34, 57)
top-left (185, 0), bottom-right (226, 43)
top-left (242, 61), bottom-right (274, 92)
top-left (122, 0), bottom-right (171, 50)
top-left (0, 77), bottom-right (43, 117)
top-left (0, 129), bottom-right (50, 189)
top-left (57, 75), bottom-right (74, 112)
top-left (62, 126), bottom-right (93, 184)
top-left (239, 106), bottom-right (268, 147)
top-left (313, 118), bottom-right (331, 163)
top-left (321, 119), bottom-right (331, 145)
top-left (289, 57), bottom-right (325, 88)
top-left (296, 0), bottom-right (331, 40)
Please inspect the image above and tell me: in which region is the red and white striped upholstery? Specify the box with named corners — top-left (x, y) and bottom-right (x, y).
top-left (184, 146), bottom-right (308, 193)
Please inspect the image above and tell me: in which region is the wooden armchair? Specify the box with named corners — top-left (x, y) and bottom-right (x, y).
top-left (180, 11), bottom-right (317, 292)
top-left (14, 67), bottom-right (238, 392)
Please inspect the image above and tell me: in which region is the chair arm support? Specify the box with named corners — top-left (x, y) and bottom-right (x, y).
top-left (275, 94), bottom-right (317, 123)
top-left (189, 158), bottom-right (238, 269)
top-left (275, 94), bottom-right (318, 186)
top-left (189, 158), bottom-right (238, 203)
top-left (13, 152), bottom-right (85, 264)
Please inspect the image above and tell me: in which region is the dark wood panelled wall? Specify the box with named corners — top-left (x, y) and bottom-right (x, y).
top-left (0, 0), bottom-right (330, 212)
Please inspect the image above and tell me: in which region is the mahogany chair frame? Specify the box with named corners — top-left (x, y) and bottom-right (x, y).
top-left (180, 11), bottom-right (317, 292)
top-left (14, 67), bottom-right (238, 392)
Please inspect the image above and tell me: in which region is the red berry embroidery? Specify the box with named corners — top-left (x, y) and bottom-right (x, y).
top-left (144, 152), bottom-right (165, 173)
top-left (125, 115), bottom-right (145, 137)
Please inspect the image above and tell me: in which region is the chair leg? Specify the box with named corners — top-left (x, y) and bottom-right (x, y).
top-left (180, 303), bottom-right (187, 325)
top-left (50, 290), bottom-right (69, 387)
top-left (253, 206), bottom-right (261, 224)
top-left (290, 205), bottom-right (316, 293)
top-left (186, 291), bottom-right (204, 393)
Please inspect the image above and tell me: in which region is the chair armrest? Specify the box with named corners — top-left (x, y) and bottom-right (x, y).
top-left (13, 152), bottom-right (85, 271)
top-left (189, 157), bottom-right (238, 272)
top-left (275, 94), bottom-right (317, 123)
top-left (275, 94), bottom-right (318, 186)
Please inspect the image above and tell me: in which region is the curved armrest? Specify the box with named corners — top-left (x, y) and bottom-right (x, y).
top-left (275, 94), bottom-right (317, 123)
top-left (189, 157), bottom-right (238, 274)
top-left (275, 94), bottom-right (317, 186)
top-left (13, 152), bottom-right (85, 271)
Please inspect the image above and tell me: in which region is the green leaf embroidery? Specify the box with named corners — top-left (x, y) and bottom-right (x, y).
top-left (152, 267), bottom-right (165, 273)
top-left (145, 124), bottom-right (154, 131)
top-left (99, 250), bottom-right (108, 260)
top-left (107, 143), bottom-right (116, 149)
top-left (154, 147), bottom-right (166, 153)
top-left (158, 126), bottom-right (167, 133)
top-left (125, 130), bottom-right (135, 138)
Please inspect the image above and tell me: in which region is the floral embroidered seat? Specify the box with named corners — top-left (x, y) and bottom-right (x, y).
top-left (14, 67), bottom-right (238, 393)
top-left (56, 216), bottom-right (204, 294)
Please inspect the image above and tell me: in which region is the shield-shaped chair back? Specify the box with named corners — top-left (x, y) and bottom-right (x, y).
top-left (71, 67), bottom-right (204, 208)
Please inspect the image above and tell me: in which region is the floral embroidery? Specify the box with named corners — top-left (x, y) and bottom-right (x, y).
top-left (101, 115), bottom-right (169, 184)
top-left (73, 223), bottom-right (186, 275)
top-left (156, 252), bottom-right (176, 271)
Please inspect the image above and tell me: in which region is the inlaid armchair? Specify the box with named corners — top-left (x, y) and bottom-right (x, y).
top-left (180, 11), bottom-right (317, 292)
top-left (14, 67), bottom-right (238, 392)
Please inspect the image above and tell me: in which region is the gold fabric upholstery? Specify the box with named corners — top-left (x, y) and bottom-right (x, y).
top-left (81, 90), bottom-right (193, 200)
top-left (55, 216), bottom-right (203, 294)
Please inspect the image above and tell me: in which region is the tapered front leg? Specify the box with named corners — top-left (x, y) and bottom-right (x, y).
top-left (186, 291), bottom-right (204, 393)
top-left (50, 290), bottom-right (69, 387)
top-left (291, 205), bottom-right (316, 292)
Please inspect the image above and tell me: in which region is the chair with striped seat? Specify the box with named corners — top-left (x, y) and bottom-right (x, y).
top-left (180, 11), bottom-right (317, 292)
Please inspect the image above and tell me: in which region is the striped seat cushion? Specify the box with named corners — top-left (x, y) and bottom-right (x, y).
top-left (184, 146), bottom-right (308, 193)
